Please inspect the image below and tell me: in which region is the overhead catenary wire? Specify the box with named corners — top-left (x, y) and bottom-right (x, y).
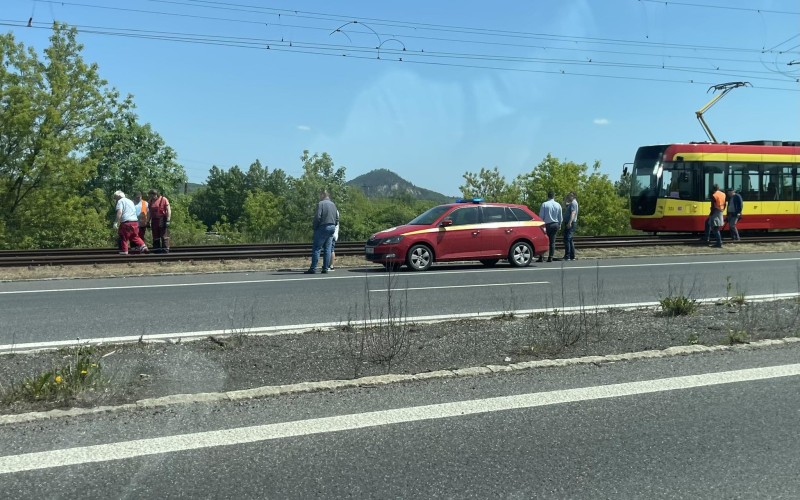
top-left (3, 19), bottom-right (797, 92)
top-left (5, 0), bottom-right (799, 90)
top-left (2, 17), bottom-right (796, 91)
top-left (16, 0), bottom-right (800, 57)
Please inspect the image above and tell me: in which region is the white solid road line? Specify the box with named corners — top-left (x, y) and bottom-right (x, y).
top-left (1, 363), bottom-right (798, 475)
top-left (2, 293), bottom-right (798, 354)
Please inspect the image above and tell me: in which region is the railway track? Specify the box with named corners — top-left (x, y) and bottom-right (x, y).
top-left (0, 234), bottom-right (797, 268)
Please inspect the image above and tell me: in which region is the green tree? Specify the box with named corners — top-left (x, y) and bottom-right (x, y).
top-left (189, 165), bottom-right (248, 228)
top-left (0, 23), bottom-right (115, 247)
top-left (85, 98), bottom-right (187, 200)
top-left (189, 160), bottom-right (288, 232)
top-left (615, 171), bottom-right (633, 199)
top-left (515, 154), bottom-right (584, 210)
top-left (244, 159), bottom-right (289, 195)
top-left (278, 151), bottom-right (347, 241)
top-left (3, 190), bottom-right (109, 249)
top-left (165, 194), bottom-right (212, 246)
top-left (577, 165), bottom-right (631, 235)
top-left (240, 190), bottom-right (281, 242)
top-left (459, 166), bottom-right (521, 203)
top-left (465, 154), bottom-right (632, 236)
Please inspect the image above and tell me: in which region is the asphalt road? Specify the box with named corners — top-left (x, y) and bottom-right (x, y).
top-left (2, 252), bottom-right (800, 348)
top-left (1, 342), bottom-right (798, 498)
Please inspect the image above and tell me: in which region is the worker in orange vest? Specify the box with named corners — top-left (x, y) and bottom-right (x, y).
top-left (133, 191), bottom-right (149, 242)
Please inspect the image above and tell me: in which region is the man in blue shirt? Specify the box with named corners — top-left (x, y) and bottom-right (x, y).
top-left (537, 191), bottom-right (563, 262)
top-left (726, 188), bottom-right (743, 241)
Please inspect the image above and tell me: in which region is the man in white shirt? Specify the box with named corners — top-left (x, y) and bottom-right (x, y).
top-left (537, 191), bottom-right (563, 262)
top-left (113, 191), bottom-right (149, 255)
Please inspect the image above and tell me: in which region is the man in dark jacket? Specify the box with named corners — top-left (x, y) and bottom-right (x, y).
top-left (304, 189), bottom-right (338, 274)
top-left (726, 188), bottom-right (743, 241)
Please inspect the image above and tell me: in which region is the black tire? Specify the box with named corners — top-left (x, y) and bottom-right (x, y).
top-left (406, 244), bottom-right (433, 271)
top-left (508, 241), bottom-right (533, 267)
top-left (480, 259), bottom-right (499, 267)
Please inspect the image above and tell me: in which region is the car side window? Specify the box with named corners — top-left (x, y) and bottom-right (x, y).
top-left (482, 206), bottom-right (506, 223)
top-left (450, 207), bottom-right (480, 226)
top-left (509, 207), bottom-right (533, 221)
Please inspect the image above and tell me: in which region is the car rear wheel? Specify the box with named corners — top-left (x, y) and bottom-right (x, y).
top-left (406, 244), bottom-right (433, 271)
top-left (479, 259), bottom-right (499, 267)
top-left (508, 241), bottom-right (533, 267)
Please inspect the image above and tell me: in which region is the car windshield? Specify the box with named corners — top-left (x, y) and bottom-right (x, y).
top-left (408, 205), bottom-right (451, 225)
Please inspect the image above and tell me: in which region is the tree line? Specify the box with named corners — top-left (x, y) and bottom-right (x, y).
top-left (0, 24), bottom-right (633, 250)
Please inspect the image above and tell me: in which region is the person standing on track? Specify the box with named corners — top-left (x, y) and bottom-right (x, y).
top-left (147, 189), bottom-right (172, 253)
top-left (708, 184), bottom-right (726, 248)
top-left (726, 187), bottom-right (743, 241)
top-left (562, 192), bottom-right (578, 260)
top-left (537, 191), bottom-right (562, 263)
top-left (132, 191), bottom-right (149, 242)
top-left (304, 189), bottom-right (338, 274)
top-left (328, 209), bottom-right (340, 271)
top-left (113, 191), bottom-right (148, 255)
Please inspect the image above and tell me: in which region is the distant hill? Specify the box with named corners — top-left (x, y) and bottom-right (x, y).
top-left (347, 169), bottom-right (451, 203)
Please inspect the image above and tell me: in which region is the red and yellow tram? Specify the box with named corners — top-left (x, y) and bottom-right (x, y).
top-left (629, 140), bottom-right (800, 232)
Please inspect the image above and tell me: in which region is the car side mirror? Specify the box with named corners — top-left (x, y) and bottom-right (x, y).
top-left (440, 219), bottom-right (453, 227)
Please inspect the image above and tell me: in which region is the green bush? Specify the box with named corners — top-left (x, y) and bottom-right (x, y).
top-left (659, 295), bottom-right (698, 316)
top-left (726, 330), bottom-right (750, 345)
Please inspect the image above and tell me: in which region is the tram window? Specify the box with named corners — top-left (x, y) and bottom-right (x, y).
top-left (703, 163), bottom-right (725, 200)
top-left (783, 167), bottom-right (796, 200)
top-left (631, 167), bottom-right (656, 197)
top-left (762, 165), bottom-right (782, 200)
top-left (661, 169), bottom-right (675, 197)
top-left (661, 166), bottom-right (695, 199)
top-left (729, 164), bottom-right (760, 201)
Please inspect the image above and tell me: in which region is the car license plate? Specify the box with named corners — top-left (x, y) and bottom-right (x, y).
top-left (365, 247), bottom-right (374, 254)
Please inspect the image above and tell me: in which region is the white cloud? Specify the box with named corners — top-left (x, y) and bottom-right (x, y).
top-left (297, 125), bottom-right (311, 131)
top-left (593, 118), bottom-right (610, 126)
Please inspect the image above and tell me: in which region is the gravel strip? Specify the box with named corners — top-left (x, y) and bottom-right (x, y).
top-left (2, 296), bottom-right (800, 420)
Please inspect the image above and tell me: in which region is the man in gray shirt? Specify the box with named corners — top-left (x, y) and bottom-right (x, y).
top-left (305, 189), bottom-right (339, 274)
top-left (563, 192), bottom-right (579, 260)
top-left (537, 191), bottom-right (563, 262)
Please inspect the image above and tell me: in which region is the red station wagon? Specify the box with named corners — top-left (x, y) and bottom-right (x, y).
top-left (364, 199), bottom-right (549, 271)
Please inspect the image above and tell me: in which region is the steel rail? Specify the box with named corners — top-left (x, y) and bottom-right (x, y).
top-left (0, 234), bottom-right (748, 257)
top-left (0, 234), bottom-right (797, 268)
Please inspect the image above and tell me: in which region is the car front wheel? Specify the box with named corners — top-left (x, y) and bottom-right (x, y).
top-left (508, 241), bottom-right (533, 267)
top-left (406, 244), bottom-right (433, 271)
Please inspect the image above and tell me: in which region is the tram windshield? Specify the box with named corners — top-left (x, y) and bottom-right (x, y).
top-left (630, 146), bottom-right (665, 215)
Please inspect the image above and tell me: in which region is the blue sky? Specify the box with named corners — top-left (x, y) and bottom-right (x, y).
top-left (4, 0), bottom-right (799, 196)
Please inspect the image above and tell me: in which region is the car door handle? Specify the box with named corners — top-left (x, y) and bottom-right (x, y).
top-left (472, 231), bottom-right (480, 236)
top-left (505, 229), bottom-right (513, 234)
